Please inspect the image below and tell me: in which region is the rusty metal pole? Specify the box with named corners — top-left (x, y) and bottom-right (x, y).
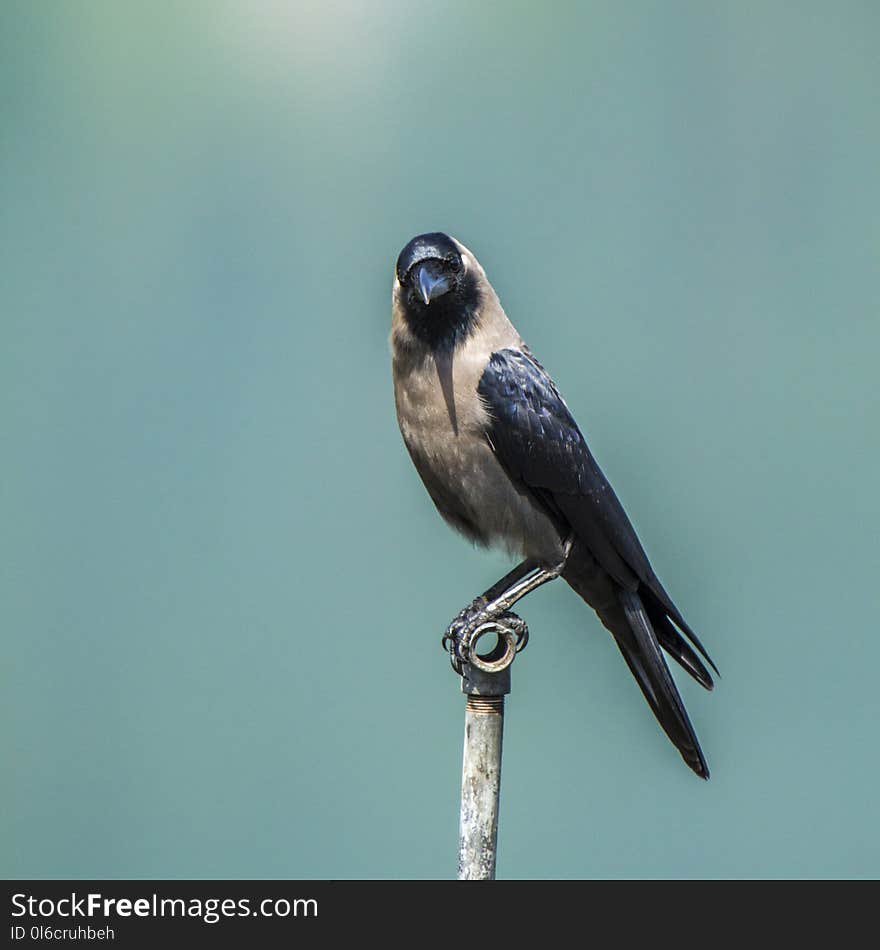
top-left (455, 622), bottom-right (519, 881)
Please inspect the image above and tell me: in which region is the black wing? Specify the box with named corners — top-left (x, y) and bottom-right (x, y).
top-left (477, 347), bottom-right (716, 678)
top-left (478, 348), bottom-right (715, 777)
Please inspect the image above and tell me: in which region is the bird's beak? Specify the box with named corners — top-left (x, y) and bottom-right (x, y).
top-left (416, 262), bottom-right (452, 305)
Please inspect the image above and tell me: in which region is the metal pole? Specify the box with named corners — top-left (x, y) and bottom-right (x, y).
top-left (455, 622), bottom-right (520, 881)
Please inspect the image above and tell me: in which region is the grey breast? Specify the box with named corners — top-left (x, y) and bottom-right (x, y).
top-left (393, 335), bottom-right (564, 564)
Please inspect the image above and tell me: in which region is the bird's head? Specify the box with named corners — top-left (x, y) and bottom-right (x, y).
top-left (393, 232), bottom-right (483, 350)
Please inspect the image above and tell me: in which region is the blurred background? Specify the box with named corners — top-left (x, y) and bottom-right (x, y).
top-left (2, 1), bottom-right (878, 879)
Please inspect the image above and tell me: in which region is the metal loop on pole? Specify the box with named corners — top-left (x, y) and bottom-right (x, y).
top-left (468, 621), bottom-right (518, 673)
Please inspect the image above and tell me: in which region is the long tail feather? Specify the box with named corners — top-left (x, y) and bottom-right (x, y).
top-left (643, 580), bottom-right (719, 676)
top-left (644, 597), bottom-right (714, 691)
top-left (608, 589), bottom-right (710, 779)
top-left (561, 545), bottom-right (711, 778)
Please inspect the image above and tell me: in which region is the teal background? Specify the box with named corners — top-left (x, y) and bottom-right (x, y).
top-left (2, 2), bottom-right (878, 879)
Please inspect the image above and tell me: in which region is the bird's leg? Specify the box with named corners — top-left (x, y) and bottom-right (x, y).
top-left (443, 560), bottom-right (540, 669)
top-left (443, 538), bottom-right (573, 671)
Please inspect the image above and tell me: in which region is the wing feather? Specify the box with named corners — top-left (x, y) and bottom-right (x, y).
top-left (478, 347), bottom-right (717, 677)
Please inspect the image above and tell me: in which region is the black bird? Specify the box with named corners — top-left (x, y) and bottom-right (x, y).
top-left (391, 232), bottom-right (717, 778)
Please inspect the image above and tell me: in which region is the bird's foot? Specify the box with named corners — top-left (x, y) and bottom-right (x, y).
top-left (442, 598), bottom-right (529, 675)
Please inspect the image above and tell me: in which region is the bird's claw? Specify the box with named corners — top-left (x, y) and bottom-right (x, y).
top-left (442, 598), bottom-right (529, 675)
top-left (513, 619), bottom-right (529, 653)
top-left (441, 596), bottom-right (485, 674)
